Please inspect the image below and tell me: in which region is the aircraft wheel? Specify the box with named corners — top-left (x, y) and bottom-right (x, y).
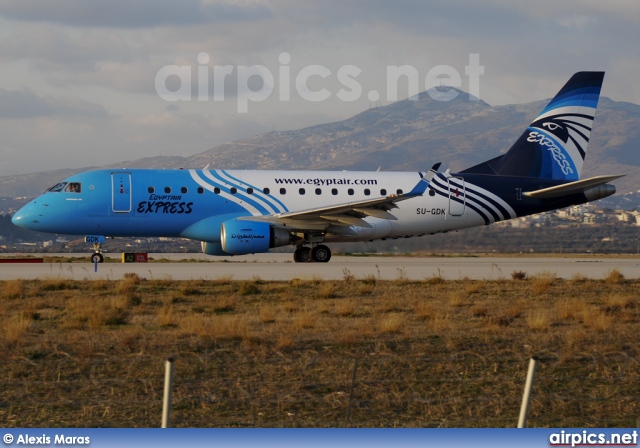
top-left (91, 253), bottom-right (104, 263)
top-left (311, 245), bottom-right (331, 263)
top-left (293, 247), bottom-right (311, 263)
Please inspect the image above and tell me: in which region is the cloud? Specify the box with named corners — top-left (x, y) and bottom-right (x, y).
top-left (58, 61), bottom-right (162, 94)
top-left (492, 0), bottom-right (640, 23)
top-left (3, 0), bottom-right (631, 104)
top-left (0, 88), bottom-right (107, 119)
top-left (0, 0), bottom-right (273, 28)
top-left (0, 0), bottom-right (639, 178)
top-left (3, 26), bottom-right (131, 61)
top-left (0, 101), bottom-right (276, 176)
top-left (556, 15), bottom-right (597, 30)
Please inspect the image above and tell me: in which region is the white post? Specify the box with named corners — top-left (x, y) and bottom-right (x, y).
top-left (345, 358), bottom-right (359, 427)
top-left (161, 357), bottom-right (175, 428)
top-left (517, 357), bottom-right (539, 428)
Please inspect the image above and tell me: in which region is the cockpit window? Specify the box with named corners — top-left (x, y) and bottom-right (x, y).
top-left (65, 183), bottom-right (81, 193)
top-left (46, 182), bottom-right (67, 193)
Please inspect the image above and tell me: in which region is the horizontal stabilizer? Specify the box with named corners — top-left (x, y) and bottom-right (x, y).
top-left (523, 175), bottom-right (624, 199)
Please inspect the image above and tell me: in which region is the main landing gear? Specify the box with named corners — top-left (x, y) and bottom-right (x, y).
top-left (293, 244), bottom-right (332, 263)
top-left (90, 243), bottom-right (104, 263)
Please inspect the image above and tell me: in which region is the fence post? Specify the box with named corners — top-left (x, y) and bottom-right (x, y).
top-left (517, 357), bottom-right (539, 428)
top-left (161, 357), bottom-right (175, 428)
top-left (345, 358), bottom-right (359, 427)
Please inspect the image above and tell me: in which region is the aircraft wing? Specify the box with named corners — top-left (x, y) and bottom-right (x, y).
top-left (240, 163), bottom-right (440, 232)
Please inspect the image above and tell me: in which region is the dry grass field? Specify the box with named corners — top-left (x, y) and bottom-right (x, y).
top-left (0, 270), bottom-right (638, 428)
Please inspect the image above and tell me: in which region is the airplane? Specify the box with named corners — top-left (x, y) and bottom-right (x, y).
top-left (12, 72), bottom-right (623, 263)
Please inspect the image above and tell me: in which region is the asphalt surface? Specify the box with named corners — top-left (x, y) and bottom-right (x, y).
top-left (1, 253), bottom-right (639, 281)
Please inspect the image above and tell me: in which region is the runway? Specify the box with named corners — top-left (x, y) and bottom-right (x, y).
top-left (1, 253), bottom-right (639, 281)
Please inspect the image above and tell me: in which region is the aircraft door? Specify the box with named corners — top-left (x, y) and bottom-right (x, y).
top-left (112, 172), bottom-right (132, 213)
top-left (447, 177), bottom-right (465, 216)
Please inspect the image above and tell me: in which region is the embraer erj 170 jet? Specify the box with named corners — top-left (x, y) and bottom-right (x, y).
top-left (12, 72), bottom-right (623, 263)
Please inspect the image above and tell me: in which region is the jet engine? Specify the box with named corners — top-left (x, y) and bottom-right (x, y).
top-left (220, 219), bottom-right (292, 255)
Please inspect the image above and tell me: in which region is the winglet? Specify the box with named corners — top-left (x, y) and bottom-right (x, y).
top-left (425, 163), bottom-right (441, 181)
top-left (410, 163), bottom-right (441, 196)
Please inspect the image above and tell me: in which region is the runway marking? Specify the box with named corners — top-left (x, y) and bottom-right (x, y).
top-left (1, 254), bottom-right (638, 281)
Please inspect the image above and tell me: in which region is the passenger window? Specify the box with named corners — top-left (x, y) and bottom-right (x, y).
top-left (214, 187), bottom-right (220, 194)
top-left (247, 187), bottom-right (254, 194)
top-left (348, 188), bottom-right (354, 195)
top-left (380, 189), bottom-right (387, 195)
top-left (181, 187), bottom-right (188, 194)
top-left (47, 182), bottom-right (67, 193)
top-left (165, 187), bottom-right (171, 194)
top-left (332, 188), bottom-right (338, 195)
top-left (280, 188), bottom-right (286, 195)
top-left (429, 189), bottom-right (436, 197)
top-left (65, 183), bottom-right (81, 193)
top-left (148, 186), bottom-right (155, 194)
top-left (263, 187), bottom-right (270, 194)
top-left (315, 188), bottom-right (321, 195)
top-left (299, 188), bottom-right (306, 195)
top-left (197, 187), bottom-right (204, 194)
top-left (397, 189), bottom-right (403, 195)
top-left (364, 188), bottom-right (370, 196)
top-left (230, 187), bottom-right (237, 194)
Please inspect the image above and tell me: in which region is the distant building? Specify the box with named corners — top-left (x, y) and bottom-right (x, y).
top-left (616, 211), bottom-right (631, 222)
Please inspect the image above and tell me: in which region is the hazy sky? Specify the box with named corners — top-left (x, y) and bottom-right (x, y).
top-left (1, 0), bottom-right (639, 176)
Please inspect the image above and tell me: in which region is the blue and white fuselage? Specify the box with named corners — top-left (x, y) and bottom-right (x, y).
top-left (12, 72), bottom-right (622, 262)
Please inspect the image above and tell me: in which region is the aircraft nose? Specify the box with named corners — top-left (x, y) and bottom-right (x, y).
top-left (11, 202), bottom-right (40, 230)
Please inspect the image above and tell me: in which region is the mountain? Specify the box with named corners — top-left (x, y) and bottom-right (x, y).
top-left (1, 88), bottom-right (639, 209)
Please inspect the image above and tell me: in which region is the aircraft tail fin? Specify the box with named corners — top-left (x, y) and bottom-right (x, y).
top-left (462, 71), bottom-right (605, 181)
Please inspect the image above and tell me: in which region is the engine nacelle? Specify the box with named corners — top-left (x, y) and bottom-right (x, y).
top-left (220, 219), bottom-right (292, 255)
top-left (201, 241), bottom-right (232, 256)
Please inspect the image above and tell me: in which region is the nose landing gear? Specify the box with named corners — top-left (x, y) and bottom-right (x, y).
top-left (90, 243), bottom-right (104, 263)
